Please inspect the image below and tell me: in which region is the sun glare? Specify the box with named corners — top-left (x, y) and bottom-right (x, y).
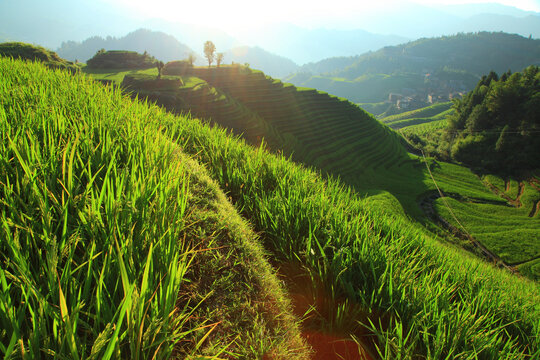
top-left (102, 0), bottom-right (539, 37)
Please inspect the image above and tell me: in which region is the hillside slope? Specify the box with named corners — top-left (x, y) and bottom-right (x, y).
top-left (335, 32), bottom-right (540, 80)
top-left (171, 66), bottom-right (409, 184)
top-left (3, 55), bottom-right (540, 359)
top-left (85, 59), bottom-right (540, 279)
top-left (0, 57), bottom-right (308, 359)
top-left (286, 32), bottom-right (540, 105)
top-left (0, 41), bottom-right (79, 73)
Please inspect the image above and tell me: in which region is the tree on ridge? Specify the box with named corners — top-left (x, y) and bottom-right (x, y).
top-left (216, 52), bottom-right (224, 67)
top-left (156, 61), bottom-right (164, 79)
top-left (204, 41), bottom-right (216, 67)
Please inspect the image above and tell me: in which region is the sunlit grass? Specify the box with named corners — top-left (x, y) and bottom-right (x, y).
top-left (1, 58), bottom-right (196, 359)
top-left (0, 58), bottom-right (308, 359)
top-left (159, 108), bottom-right (540, 359)
top-left (5, 57), bottom-right (539, 359)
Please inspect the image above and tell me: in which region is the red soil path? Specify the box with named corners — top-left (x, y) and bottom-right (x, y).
top-left (303, 331), bottom-right (373, 360)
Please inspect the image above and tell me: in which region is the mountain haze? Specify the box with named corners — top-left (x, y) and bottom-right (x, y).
top-left (231, 23), bottom-right (409, 64)
top-left (57, 29), bottom-right (194, 63)
top-left (224, 46), bottom-right (299, 78)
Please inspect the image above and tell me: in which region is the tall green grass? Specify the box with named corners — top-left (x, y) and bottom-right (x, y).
top-left (162, 103), bottom-right (540, 359)
top-left (0, 58), bottom-right (308, 359)
top-left (0, 58), bottom-right (196, 358)
top-left (5, 57), bottom-right (539, 359)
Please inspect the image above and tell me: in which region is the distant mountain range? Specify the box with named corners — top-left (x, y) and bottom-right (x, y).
top-left (55, 29), bottom-right (299, 78)
top-left (2, 0), bottom-right (539, 65)
top-left (348, 2), bottom-right (540, 40)
top-left (224, 46), bottom-right (298, 78)
top-left (230, 24), bottom-right (409, 64)
top-left (333, 32), bottom-right (540, 80)
top-left (57, 29), bottom-right (194, 64)
top-left (285, 32), bottom-right (540, 105)
top-left (297, 56), bottom-right (359, 76)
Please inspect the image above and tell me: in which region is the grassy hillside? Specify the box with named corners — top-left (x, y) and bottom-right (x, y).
top-left (84, 63), bottom-right (540, 280)
top-left (285, 72), bottom-right (434, 103)
top-left (186, 67), bottom-right (408, 178)
top-left (88, 65), bottom-right (409, 186)
top-left (0, 57), bottom-right (308, 359)
top-left (0, 42), bottom-right (79, 73)
top-left (3, 55), bottom-right (540, 359)
top-left (398, 102), bottom-right (540, 281)
top-left (87, 50), bottom-right (157, 69)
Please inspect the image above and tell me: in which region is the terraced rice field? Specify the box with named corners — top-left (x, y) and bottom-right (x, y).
top-left (83, 66), bottom-right (540, 281)
top-left (380, 102), bottom-right (454, 129)
top-left (187, 67), bottom-right (408, 182)
top-left (434, 175), bottom-right (540, 279)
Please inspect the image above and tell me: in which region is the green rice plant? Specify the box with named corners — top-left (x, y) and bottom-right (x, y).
top-left (0, 58), bottom-right (202, 359)
top-left (6, 56), bottom-right (539, 359)
top-left (0, 58), bottom-right (309, 359)
top-left (381, 102), bottom-right (453, 125)
top-left (160, 108), bottom-right (540, 358)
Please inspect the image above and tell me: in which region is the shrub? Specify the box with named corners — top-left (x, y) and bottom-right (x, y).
top-left (162, 60), bottom-right (192, 75)
top-left (86, 50), bottom-right (156, 69)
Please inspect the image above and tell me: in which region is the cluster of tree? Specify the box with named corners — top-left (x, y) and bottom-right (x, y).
top-left (86, 49), bottom-right (156, 69)
top-left (203, 41), bottom-right (224, 67)
top-left (420, 66), bottom-right (540, 175)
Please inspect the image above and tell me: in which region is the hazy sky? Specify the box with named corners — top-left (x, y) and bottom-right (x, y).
top-left (104, 0), bottom-right (540, 31)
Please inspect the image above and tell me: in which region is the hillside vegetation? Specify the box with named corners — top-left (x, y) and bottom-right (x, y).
top-left (118, 65), bottom-right (409, 185)
top-left (286, 32), bottom-right (540, 108)
top-left (0, 42), bottom-right (79, 73)
top-left (405, 67), bottom-right (540, 174)
top-left (3, 47), bottom-right (540, 358)
top-left (445, 67), bottom-right (540, 174)
top-left (381, 101), bottom-right (453, 129)
top-left (335, 32), bottom-right (540, 80)
top-left (0, 57), bottom-right (308, 359)
top-left (399, 69), bottom-right (540, 280)
top-left (87, 49), bottom-right (157, 69)
top-left (85, 59), bottom-right (540, 281)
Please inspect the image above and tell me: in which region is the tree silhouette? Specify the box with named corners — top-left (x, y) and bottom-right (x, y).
top-left (204, 41), bottom-right (216, 67)
top-left (156, 61), bottom-right (164, 79)
top-left (216, 52), bottom-right (224, 67)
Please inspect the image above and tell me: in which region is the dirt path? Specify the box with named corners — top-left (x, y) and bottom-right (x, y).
top-left (276, 264), bottom-right (376, 360)
top-left (529, 200), bottom-right (540, 218)
top-left (484, 179), bottom-right (522, 207)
